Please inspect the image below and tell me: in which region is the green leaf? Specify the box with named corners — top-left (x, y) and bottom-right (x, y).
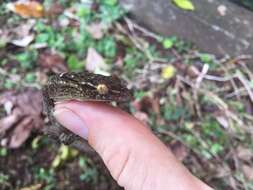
top-left (172, 0), bottom-right (195, 11)
top-left (51, 155), bottom-right (61, 168)
top-left (16, 50), bottom-right (38, 69)
top-left (96, 37), bottom-right (116, 58)
top-left (67, 55), bottom-right (84, 71)
top-left (162, 38), bottom-right (174, 49)
top-left (59, 145), bottom-right (70, 160)
top-left (34, 21), bottom-right (47, 32)
top-left (134, 91), bottom-right (147, 100)
top-left (199, 53), bottom-right (212, 63)
top-left (104, 0), bottom-right (118, 6)
top-left (0, 39), bottom-right (6, 48)
top-left (210, 143), bottom-right (223, 155)
top-left (16, 52), bottom-right (29, 63)
top-left (0, 148), bottom-right (7, 157)
top-left (31, 137), bottom-right (40, 150)
top-left (250, 80), bottom-right (253, 88)
top-left (0, 173), bottom-right (9, 184)
top-left (99, 4), bottom-right (125, 23)
top-left (25, 73), bottom-right (36, 83)
top-left (0, 59), bottom-right (7, 66)
top-left (163, 105), bottom-right (190, 121)
top-left (4, 79), bottom-right (15, 89)
top-left (36, 33), bottom-right (50, 43)
top-left (201, 149), bottom-right (212, 159)
top-left (77, 6), bottom-right (91, 17)
top-left (79, 157), bottom-right (86, 168)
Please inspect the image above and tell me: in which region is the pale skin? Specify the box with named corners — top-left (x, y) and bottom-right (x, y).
top-left (54, 101), bottom-right (213, 190)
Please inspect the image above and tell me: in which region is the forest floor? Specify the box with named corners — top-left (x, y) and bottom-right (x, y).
top-left (0, 1), bottom-right (252, 190)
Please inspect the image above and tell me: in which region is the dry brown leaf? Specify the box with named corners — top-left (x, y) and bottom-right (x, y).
top-left (214, 164), bottom-right (231, 178)
top-left (174, 62), bottom-right (200, 78)
top-left (85, 48), bottom-right (109, 72)
top-left (0, 88), bottom-right (43, 148)
top-left (114, 57), bottom-right (124, 67)
top-left (215, 115), bottom-right (229, 129)
top-left (242, 164), bottom-right (253, 181)
top-left (46, 2), bottom-right (64, 17)
top-left (187, 65), bottom-right (200, 77)
top-left (228, 176), bottom-right (237, 190)
top-left (1, 20), bottom-right (35, 47)
top-left (236, 146), bottom-right (253, 162)
top-left (131, 96), bottom-right (156, 113)
top-left (7, 1), bottom-right (44, 18)
top-left (20, 183), bottom-right (42, 190)
top-left (133, 111), bottom-right (149, 126)
top-left (11, 34), bottom-right (34, 47)
top-left (85, 22), bottom-right (105, 39)
top-left (132, 95), bottom-right (165, 126)
top-left (134, 96), bottom-right (160, 114)
top-left (0, 114), bottom-right (19, 134)
top-left (38, 50), bottom-right (67, 73)
top-left (9, 117), bottom-right (33, 148)
top-left (170, 141), bottom-right (189, 161)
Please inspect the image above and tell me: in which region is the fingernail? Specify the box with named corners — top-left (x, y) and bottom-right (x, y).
top-left (53, 107), bottom-right (88, 140)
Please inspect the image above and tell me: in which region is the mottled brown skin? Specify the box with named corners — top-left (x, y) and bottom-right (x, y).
top-left (42, 71), bottom-right (132, 147)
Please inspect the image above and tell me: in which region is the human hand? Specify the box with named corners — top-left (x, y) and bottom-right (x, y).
top-left (54, 101), bottom-right (213, 190)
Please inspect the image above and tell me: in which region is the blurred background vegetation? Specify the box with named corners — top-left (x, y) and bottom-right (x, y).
top-left (0, 0), bottom-right (252, 190)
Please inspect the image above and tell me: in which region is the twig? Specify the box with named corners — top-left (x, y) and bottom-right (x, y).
top-left (203, 75), bottom-right (232, 82)
top-left (244, 113), bottom-right (253, 122)
top-left (178, 75), bottom-right (227, 109)
top-left (227, 54), bottom-right (252, 66)
top-left (235, 71), bottom-right (253, 102)
top-left (124, 17), bottom-right (162, 40)
top-left (194, 64), bottom-right (209, 117)
top-left (225, 88), bottom-right (248, 99)
top-left (222, 55), bottom-right (253, 100)
top-left (115, 22), bottom-right (167, 62)
top-left (195, 64), bottom-right (209, 88)
top-left (124, 17), bottom-right (135, 34)
top-left (177, 75), bottom-right (253, 134)
top-left (220, 57), bottom-right (242, 101)
top-left (238, 61), bottom-right (253, 81)
top-left (202, 74), bottom-right (252, 100)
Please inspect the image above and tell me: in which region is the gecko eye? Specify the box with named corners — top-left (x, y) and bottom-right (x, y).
top-left (96, 84), bottom-right (109, 95)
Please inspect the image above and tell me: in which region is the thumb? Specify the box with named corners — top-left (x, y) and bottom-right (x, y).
top-left (54, 101), bottom-right (212, 190)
